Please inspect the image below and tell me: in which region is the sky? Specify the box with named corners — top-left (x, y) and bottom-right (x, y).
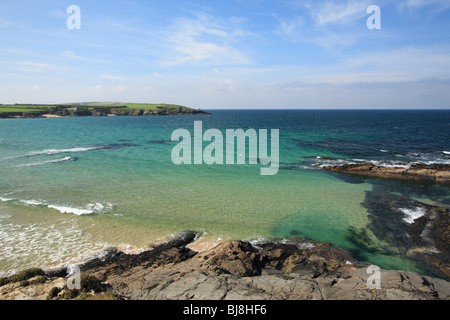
top-left (0, 0), bottom-right (450, 109)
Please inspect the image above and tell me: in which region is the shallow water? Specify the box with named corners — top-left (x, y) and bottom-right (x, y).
top-left (0, 110), bottom-right (449, 277)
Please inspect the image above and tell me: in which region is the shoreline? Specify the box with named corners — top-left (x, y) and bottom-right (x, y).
top-left (1, 231), bottom-right (449, 300)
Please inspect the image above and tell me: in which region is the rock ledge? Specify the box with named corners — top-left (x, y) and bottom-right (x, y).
top-left (1, 232), bottom-right (449, 300)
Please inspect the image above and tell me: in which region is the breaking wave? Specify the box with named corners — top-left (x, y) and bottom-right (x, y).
top-left (17, 156), bottom-right (77, 167)
top-left (0, 196), bottom-right (115, 216)
top-left (24, 143), bottom-right (139, 158)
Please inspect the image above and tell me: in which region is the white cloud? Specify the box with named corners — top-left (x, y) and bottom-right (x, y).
top-left (152, 72), bottom-right (166, 78)
top-left (62, 51), bottom-right (82, 60)
top-left (159, 13), bottom-right (250, 67)
top-left (307, 0), bottom-right (371, 26)
top-left (17, 61), bottom-right (57, 73)
top-left (62, 50), bottom-right (110, 64)
top-left (273, 14), bottom-right (304, 40)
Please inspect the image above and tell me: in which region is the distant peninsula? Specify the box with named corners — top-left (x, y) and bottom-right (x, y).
top-left (0, 102), bottom-right (210, 119)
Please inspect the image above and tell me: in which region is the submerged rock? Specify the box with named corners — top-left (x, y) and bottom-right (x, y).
top-left (349, 191), bottom-right (450, 280)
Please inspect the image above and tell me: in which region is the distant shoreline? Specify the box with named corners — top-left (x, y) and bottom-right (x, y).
top-left (0, 103), bottom-right (210, 119)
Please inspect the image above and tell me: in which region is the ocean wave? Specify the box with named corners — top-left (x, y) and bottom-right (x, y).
top-left (0, 196), bottom-right (14, 202)
top-left (25, 147), bottom-right (98, 157)
top-left (86, 202), bottom-right (115, 212)
top-left (47, 202), bottom-right (115, 216)
top-left (47, 205), bottom-right (95, 216)
top-left (24, 143), bottom-right (139, 158)
top-left (20, 199), bottom-right (47, 206)
top-left (0, 195), bottom-right (115, 216)
top-left (17, 156), bottom-right (77, 167)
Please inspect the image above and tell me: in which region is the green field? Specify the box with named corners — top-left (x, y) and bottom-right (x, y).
top-left (0, 105), bottom-right (49, 113)
top-left (82, 102), bottom-right (191, 111)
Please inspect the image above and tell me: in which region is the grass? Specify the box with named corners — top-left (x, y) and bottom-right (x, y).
top-left (46, 287), bottom-right (61, 300)
top-left (77, 292), bottom-right (120, 300)
top-left (0, 268), bottom-right (46, 287)
top-left (84, 102), bottom-right (190, 110)
top-left (0, 106), bottom-right (48, 113)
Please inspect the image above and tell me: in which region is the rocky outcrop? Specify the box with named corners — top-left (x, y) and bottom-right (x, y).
top-left (322, 163), bottom-right (450, 184)
top-left (1, 232), bottom-right (449, 300)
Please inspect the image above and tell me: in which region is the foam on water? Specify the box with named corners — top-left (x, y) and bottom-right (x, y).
top-left (48, 202), bottom-right (115, 215)
top-left (24, 143), bottom-right (139, 158)
top-left (20, 199), bottom-right (47, 206)
top-left (26, 147), bottom-right (98, 157)
top-left (47, 205), bottom-right (94, 216)
top-left (399, 207), bottom-right (427, 224)
top-left (0, 220), bottom-right (111, 278)
top-left (17, 156), bottom-right (77, 167)
top-left (0, 195), bottom-right (114, 216)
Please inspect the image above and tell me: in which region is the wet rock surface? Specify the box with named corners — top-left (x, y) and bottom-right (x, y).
top-left (322, 163), bottom-right (450, 184)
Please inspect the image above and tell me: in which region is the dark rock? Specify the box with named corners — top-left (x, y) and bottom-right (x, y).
top-left (2, 237), bottom-right (450, 300)
top-left (322, 163), bottom-right (450, 184)
top-left (196, 241), bottom-right (262, 277)
top-left (147, 139), bottom-right (176, 144)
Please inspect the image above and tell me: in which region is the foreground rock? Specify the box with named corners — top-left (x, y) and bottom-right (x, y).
top-left (322, 163), bottom-right (450, 184)
top-left (1, 232), bottom-right (449, 300)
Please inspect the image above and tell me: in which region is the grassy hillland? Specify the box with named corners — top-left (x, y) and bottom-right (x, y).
top-left (0, 103), bottom-right (209, 119)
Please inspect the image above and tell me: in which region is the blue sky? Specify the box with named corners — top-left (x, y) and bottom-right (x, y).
top-left (1, 0), bottom-right (450, 109)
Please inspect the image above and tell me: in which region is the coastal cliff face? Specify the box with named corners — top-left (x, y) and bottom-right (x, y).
top-left (1, 232), bottom-right (449, 300)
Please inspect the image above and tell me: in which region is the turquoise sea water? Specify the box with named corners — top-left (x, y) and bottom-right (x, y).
top-left (0, 110), bottom-right (449, 278)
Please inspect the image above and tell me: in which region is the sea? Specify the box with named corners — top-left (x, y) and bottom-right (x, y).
top-left (0, 110), bottom-right (449, 278)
